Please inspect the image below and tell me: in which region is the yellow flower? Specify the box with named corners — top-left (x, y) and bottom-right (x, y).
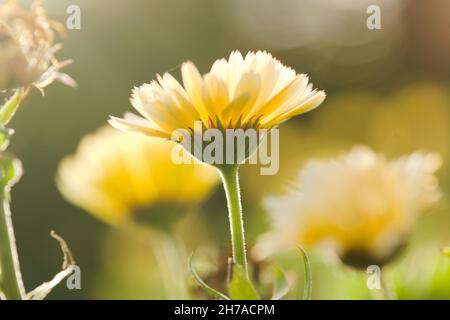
top-left (443, 247), bottom-right (450, 258)
top-left (258, 146), bottom-right (441, 268)
top-left (109, 50), bottom-right (325, 138)
top-left (57, 126), bottom-right (218, 225)
top-left (0, 0), bottom-right (75, 91)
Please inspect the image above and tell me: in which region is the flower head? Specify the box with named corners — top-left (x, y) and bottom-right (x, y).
top-left (57, 126), bottom-right (218, 225)
top-left (109, 51), bottom-right (325, 139)
top-left (258, 146), bottom-right (441, 268)
top-left (0, 0), bottom-right (75, 91)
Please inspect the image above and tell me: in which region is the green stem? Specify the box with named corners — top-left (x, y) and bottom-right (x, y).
top-left (149, 231), bottom-right (190, 299)
top-left (217, 165), bottom-right (248, 277)
top-left (0, 189), bottom-right (25, 300)
top-left (380, 268), bottom-right (397, 300)
top-left (124, 222), bottom-right (190, 299)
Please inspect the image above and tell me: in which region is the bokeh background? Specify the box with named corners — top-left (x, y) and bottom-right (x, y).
top-left (6, 0), bottom-right (450, 299)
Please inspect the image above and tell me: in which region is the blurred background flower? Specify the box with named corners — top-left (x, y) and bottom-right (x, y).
top-left (256, 147), bottom-right (441, 269)
top-left (7, 0), bottom-right (450, 299)
top-left (0, 0), bottom-right (75, 92)
top-left (56, 125), bottom-right (218, 298)
top-left (241, 83), bottom-right (450, 197)
top-left (57, 126), bottom-right (218, 225)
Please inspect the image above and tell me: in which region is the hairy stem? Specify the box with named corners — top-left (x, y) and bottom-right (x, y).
top-left (218, 165), bottom-right (248, 276)
top-left (0, 189), bottom-right (25, 300)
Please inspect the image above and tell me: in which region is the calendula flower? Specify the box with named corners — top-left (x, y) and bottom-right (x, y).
top-left (258, 146), bottom-right (441, 268)
top-left (108, 50), bottom-right (325, 290)
top-left (109, 50), bottom-right (325, 139)
top-left (57, 126), bottom-right (218, 225)
top-left (0, 0), bottom-right (75, 91)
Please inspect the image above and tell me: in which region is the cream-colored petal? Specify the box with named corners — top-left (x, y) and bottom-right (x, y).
top-left (221, 92), bottom-right (251, 127)
top-left (108, 115), bottom-right (170, 138)
top-left (224, 71), bottom-right (260, 126)
top-left (261, 90), bottom-right (326, 127)
top-left (210, 58), bottom-right (229, 83)
top-left (279, 90), bottom-right (326, 118)
top-left (246, 75), bottom-right (306, 123)
top-left (227, 50), bottom-right (245, 98)
top-left (134, 91), bottom-right (186, 132)
top-left (202, 73), bottom-right (229, 124)
top-left (116, 50), bottom-right (325, 133)
top-left (181, 61), bottom-right (209, 123)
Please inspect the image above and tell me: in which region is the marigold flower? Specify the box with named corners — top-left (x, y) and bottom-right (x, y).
top-left (109, 50), bottom-right (325, 139)
top-left (258, 146), bottom-right (442, 268)
top-left (57, 126), bottom-right (218, 225)
top-left (0, 0), bottom-right (75, 91)
top-left (108, 50), bottom-right (325, 283)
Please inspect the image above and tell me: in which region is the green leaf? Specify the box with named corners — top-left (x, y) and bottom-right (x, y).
top-left (188, 253), bottom-right (230, 300)
top-left (0, 126), bottom-right (13, 152)
top-left (271, 265), bottom-right (289, 300)
top-left (0, 88), bottom-right (27, 126)
top-left (298, 247), bottom-right (312, 300)
top-left (228, 264), bottom-right (260, 300)
top-left (0, 154), bottom-right (22, 189)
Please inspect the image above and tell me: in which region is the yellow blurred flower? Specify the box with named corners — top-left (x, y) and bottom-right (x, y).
top-left (57, 126), bottom-right (218, 225)
top-left (258, 146), bottom-right (442, 268)
top-left (109, 50), bottom-right (325, 138)
top-left (443, 247), bottom-right (450, 258)
top-left (0, 0), bottom-right (75, 91)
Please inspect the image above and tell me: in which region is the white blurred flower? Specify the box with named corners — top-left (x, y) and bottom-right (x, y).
top-left (256, 146), bottom-right (441, 268)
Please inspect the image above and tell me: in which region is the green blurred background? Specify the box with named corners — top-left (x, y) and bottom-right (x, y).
top-left (6, 0), bottom-right (450, 299)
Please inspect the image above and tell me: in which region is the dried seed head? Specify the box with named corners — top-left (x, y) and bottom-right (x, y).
top-left (0, 0), bottom-right (75, 91)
